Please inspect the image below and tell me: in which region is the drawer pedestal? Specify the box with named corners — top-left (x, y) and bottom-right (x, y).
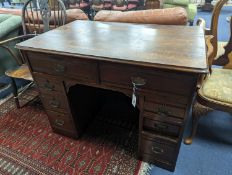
top-left (24, 51), bottom-right (199, 172)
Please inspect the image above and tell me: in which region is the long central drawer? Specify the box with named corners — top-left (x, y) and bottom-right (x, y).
top-left (99, 62), bottom-right (197, 96)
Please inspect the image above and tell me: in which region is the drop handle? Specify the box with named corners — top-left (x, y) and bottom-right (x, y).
top-left (151, 146), bottom-right (164, 154)
top-left (54, 64), bottom-right (65, 73)
top-left (154, 123), bottom-right (168, 130)
top-left (155, 104), bottom-right (170, 116)
top-left (131, 77), bottom-right (146, 107)
top-left (55, 119), bottom-right (64, 126)
top-left (49, 100), bottom-right (60, 108)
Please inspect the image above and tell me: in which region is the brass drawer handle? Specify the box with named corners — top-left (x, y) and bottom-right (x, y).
top-left (49, 100), bottom-right (60, 108)
top-left (44, 81), bottom-right (55, 91)
top-left (55, 119), bottom-right (64, 126)
top-left (154, 123), bottom-right (168, 130)
top-left (155, 104), bottom-right (170, 116)
top-left (54, 64), bottom-right (65, 73)
top-left (151, 146), bottom-right (164, 154)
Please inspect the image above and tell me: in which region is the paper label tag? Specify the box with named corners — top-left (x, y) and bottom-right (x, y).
top-left (132, 93), bottom-right (136, 107)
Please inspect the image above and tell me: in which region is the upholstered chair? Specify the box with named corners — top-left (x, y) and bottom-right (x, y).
top-left (0, 14), bottom-right (23, 90)
top-left (0, 14), bottom-right (22, 78)
top-left (184, 0), bottom-right (232, 145)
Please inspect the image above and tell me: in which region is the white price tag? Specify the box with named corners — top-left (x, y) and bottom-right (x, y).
top-left (132, 93), bottom-right (136, 107)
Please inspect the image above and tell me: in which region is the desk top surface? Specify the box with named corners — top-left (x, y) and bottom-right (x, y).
top-left (17, 20), bottom-right (208, 73)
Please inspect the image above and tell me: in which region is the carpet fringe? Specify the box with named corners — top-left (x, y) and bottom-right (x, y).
top-left (137, 162), bottom-right (153, 175)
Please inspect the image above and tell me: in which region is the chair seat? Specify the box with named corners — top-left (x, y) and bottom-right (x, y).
top-left (200, 68), bottom-right (232, 104)
top-left (5, 64), bottom-right (33, 81)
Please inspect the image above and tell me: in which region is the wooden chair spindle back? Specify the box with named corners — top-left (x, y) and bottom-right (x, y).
top-left (22, 0), bottom-right (67, 35)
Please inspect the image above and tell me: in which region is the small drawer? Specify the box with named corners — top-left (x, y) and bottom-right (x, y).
top-left (46, 110), bottom-right (76, 132)
top-left (40, 93), bottom-right (70, 113)
top-left (144, 92), bottom-right (188, 108)
top-left (33, 73), bottom-right (64, 93)
top-left (140, 153), bottom-right (175, 172)
top-left (27, 52), bottom-right (98, 83)
top-left (144, 101), bottom-right (186, 119)
top-left (143, 117), bottom-right (180, 136)
top-left (141, 136), bottom-right (176, 162)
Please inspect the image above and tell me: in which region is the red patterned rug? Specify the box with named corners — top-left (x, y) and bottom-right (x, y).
top-left (0, 93), bottom-right (142, 175)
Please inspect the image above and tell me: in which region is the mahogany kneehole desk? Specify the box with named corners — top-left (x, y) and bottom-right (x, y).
top-left (17, 20), bottom-right (208, 171)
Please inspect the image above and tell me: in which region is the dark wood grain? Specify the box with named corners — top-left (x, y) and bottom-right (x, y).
top-left (18, 21), bottom-right (208, 172)
top-left (17, 20), bottom-right (208, 73)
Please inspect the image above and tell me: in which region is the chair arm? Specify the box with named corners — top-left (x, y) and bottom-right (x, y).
top-left (0, 34), bottom-right (36, 45)
top-left (206, 35), bottom-right (215, 69)
top-left (0, 34), bottom-right (36, 65)
top-left (196, 35), bottom-right (214, 89)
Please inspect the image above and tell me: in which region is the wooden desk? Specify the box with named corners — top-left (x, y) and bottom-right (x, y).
top-left (17, 21), bottom-right (208, 171)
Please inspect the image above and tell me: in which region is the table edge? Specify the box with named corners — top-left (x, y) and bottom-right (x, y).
top-left (17, 45), bottom-right (209, 74)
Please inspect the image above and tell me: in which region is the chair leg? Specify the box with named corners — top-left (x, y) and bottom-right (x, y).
top-left (184, 112), bottom-right (200, 145)
top-left (11, 78), bottom-right (20, 108)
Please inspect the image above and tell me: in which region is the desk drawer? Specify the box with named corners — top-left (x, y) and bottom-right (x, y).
top-left (140, 135), bottom-right (176, 162)
top-left (144, 101), bottom-right (186, 119)
top-left (46, 110), bottom-right (77, 134)
top-left (99, 62), bottom-right (196, 95)
top-left (33, 73), bottom-right (64, 93)
top-left (40, 93), bottom-right (70, 113)
top-left (143, 117), bottom-right (180, 137)
top-left (144, 92), bottom-right (188, 108)
top-left (141, 153), bottom-right (175, 172)
top-left (27, 52), bottom-right (98, 82)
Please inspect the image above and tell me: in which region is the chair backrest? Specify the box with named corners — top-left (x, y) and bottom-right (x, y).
top-left (214, 16), bottom-right (232, 67)
top-left (22, 0), bottom-right (67, 35)
top-left (205, 0), bottom-right (229, 59)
